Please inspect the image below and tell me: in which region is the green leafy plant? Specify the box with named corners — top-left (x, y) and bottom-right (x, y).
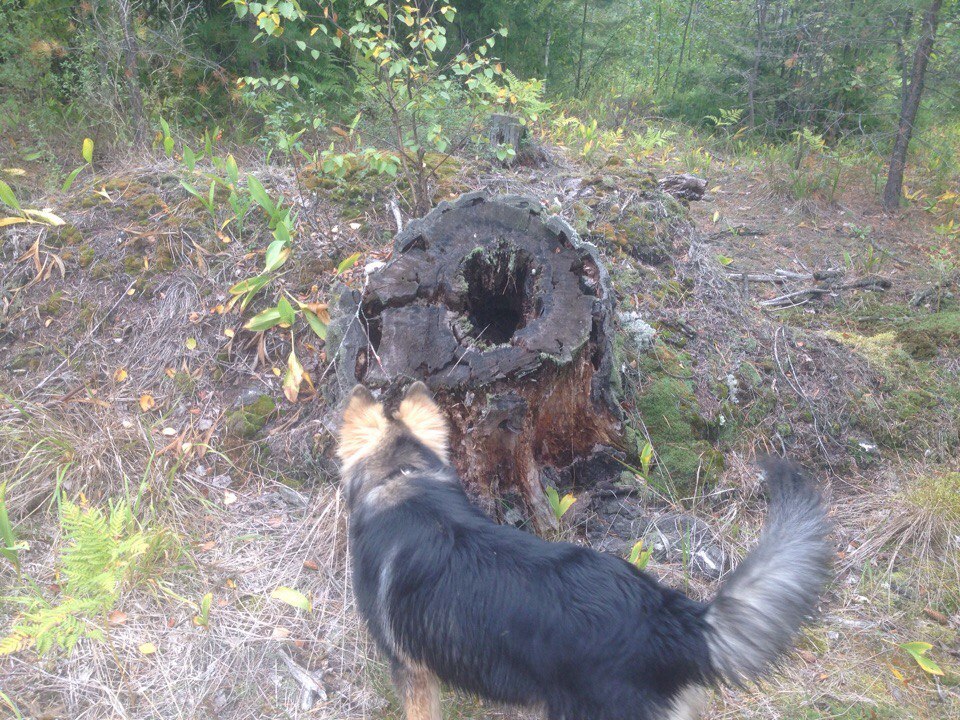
top-left (628, 539), bottom-right (653, 570)
top-left (61, 137), bottom-right (94, 192)
top-left (639, 441), bottom-right (654, 479)
top-left (0, 180), bottom-right (65, 228)
top-left (0, 483), bottom-right (27, 575)
top-left (0, 498), bottom-right (177, 657)
top-left (157, 117), bottom-right (175, 158)
top-left (544, 486), bottom-right (576, 522)
top-left (900, 641), bottom-right (944, 677)
top-left (234, 0), bottom-right (511, 214)
top-left (193, 592), bottom-right (213, 628)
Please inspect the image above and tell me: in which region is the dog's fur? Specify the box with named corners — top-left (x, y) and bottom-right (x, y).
top-left (338, 383), bottom-right (833, 720)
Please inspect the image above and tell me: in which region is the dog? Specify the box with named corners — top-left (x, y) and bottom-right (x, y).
top-left (337, 382), bottom-right (833, 720)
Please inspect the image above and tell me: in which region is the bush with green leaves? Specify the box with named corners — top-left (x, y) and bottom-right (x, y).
top-left (231, 0), bottom-right (519, 214)
top-left (0, 499), bottom-right (177, 657)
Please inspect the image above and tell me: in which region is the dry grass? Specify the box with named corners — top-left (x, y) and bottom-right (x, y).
top-left (2, 138), bottom-right (959, 720)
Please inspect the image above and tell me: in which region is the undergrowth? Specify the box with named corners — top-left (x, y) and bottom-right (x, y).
top-left (1, 498), bottom-right (178, 657)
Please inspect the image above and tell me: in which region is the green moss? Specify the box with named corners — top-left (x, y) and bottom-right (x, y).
top-left (153, 244), bottom-right (175, 273)
top-left (632, 372), bottom-right (722, 498)
top-left (129, 193), bottom-right (166, 219)
top-left (824, 330), bottom-right (915, 385)
top-left (7, 348), bottom-right (44, 372)
top-left (39, 290), bottom-right (65, 316)
top-left (78, 245), bottom-right (96, 268)
top-left (896, 311), bottom-right (960, 359)
top-left (737, 360), bottom-right (762, 389)
top-left (904, 471), bottom-right (960, 527)
top-left (49, 223), bottom-right (83, 247)
top-left (123, 253), bottom-right (145, 275)
top-left (90, 260), bottom-right (115, 280)
top-left (225, 395), bottom-right (277, 440)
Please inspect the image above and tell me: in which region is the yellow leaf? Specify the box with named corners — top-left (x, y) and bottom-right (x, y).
top-left (0, 217), bottom-right (26, 227)
top-left (139, 394), bottom-right (156, 412)
top-left (270, 586), bottom-right (312, 612)
top-left (2, 168), bottom-right (26, 176)
top-left (224, 328), bottom-right (235, 338)
top-left (139, 642), bottom-right (157, 655)
top-left (283, 347), bottom-right (305, 403)
top-left (185, 337), bottom-right (197, 350)
top-left (114, 368), bottom-right (128, 383)
top-left (21, 208), bottom-right (65, 226)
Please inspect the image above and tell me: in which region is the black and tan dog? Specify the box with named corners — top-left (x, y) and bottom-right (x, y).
top-left (338, 382), bottom-right (832, 720)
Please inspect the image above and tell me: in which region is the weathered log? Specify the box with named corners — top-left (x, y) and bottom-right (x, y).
top-left (328, 192), bottom-right (620, 530)
top-left (487, 114), bottom-right (525, 166)
top-left (657, 173), bottom-right (707, 201)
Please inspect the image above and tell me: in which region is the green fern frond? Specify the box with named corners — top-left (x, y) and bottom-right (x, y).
top-left (1, 498), bottom-right (178, 658)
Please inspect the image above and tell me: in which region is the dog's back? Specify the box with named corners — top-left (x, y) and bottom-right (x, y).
top-left (351, 473), bottom-right (714, 719)
top-left (339, 383), bottom-right (832, 720)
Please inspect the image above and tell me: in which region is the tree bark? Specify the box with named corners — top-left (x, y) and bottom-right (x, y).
top-left (575, 0), bottom-right (588, 97)
top-left (747, 0), bottom-right (770, 129)
top-left (883, 0), bottom-right (942, 212)
top-left (115, 0), bottom-right (148, 147)
top-left (328, 193), bottom-right (620, 532)
top-left (673, 0), bottom-right (697, 92)
top-left (543, 26), bottom-right (551, 93)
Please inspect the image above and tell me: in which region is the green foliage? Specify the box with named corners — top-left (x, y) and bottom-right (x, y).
top-left (232, 0), bottom-right (513, 213)
top-left (899, 641), bottom-right (945, 676)
top-left (544, 486), bottom-right (576, 522)
top-left (0, 483), bottom-right (27, 574)
top-left (0, 499), bottom-right (177, 657)
top-left (628, 539), bottom-right (653, 570)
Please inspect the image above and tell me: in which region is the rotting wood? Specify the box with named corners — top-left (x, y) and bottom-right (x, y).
top-left (328, 192), bottom-right (620, 531)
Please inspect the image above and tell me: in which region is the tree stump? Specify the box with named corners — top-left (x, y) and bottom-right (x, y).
top-left (487, 114), bottom-right (525, 166)
top-left (328, 192), bottom-right (620, 531)
top-left (657, 173), bottom-right (708, 201)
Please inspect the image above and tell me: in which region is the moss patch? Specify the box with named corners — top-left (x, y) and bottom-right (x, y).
top-left (39, 290), bottom-right (65, 316)
top-left (224, 395), bottom-right (277, 440)
top-left (630, 350), bottom-right (723, 498)
top-left (896, 311), bottom-right (960, 359)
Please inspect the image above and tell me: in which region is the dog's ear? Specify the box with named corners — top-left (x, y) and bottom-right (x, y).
top-left (396, 381), bottom-right (449, 462)
top-left (338, 385), bottom-right (388, 468)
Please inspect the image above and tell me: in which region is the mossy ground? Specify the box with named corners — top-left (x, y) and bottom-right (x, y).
top-left (2, 128), bottom-right (958, 718)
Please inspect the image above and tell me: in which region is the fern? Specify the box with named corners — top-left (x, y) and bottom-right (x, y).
top-left (1, 499), bottom-right (176, 657)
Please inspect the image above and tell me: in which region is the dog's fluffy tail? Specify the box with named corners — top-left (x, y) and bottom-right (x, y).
top-left (705, 458), bottom-right (832, 685)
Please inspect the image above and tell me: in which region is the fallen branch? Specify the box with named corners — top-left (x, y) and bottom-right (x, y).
top-left (709, 225), bottom-right (767, 238)
top-left (278, 650), bottom-right (327, 709)
top-left (760, 274), bottom-right (891, 308)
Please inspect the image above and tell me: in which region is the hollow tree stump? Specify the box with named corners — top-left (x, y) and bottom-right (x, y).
top-left (329, 192), bottom-right (620, 531)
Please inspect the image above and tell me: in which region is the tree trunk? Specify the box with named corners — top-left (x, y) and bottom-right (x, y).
top-left (747, 0), bottom-right (770, 129)
top-left (575, 0), bottom-right (588, 97)
top-left (115, 0), bottom-right (148, 147)
top-left (543, 26), bottom-right (551, 92)
top-left (673, 0), bottom-right (696, 92)
top-left (882, 0), bottom-right (942, 212)
top-left (328, 193), bottom-right (620, 532)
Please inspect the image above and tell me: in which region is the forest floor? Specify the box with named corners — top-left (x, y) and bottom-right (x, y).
top-left (1, 126), bottom-right (958, 720)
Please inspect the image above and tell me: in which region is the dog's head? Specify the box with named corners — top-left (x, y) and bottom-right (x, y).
top-left (337, 382), bottom-right (450, 506)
